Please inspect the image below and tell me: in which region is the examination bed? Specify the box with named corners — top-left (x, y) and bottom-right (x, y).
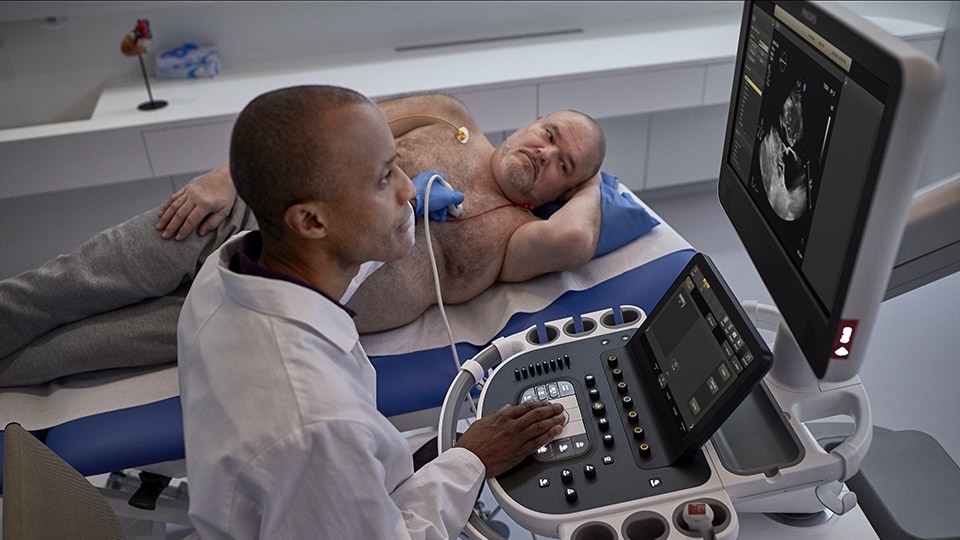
top-left (0, 179), bottom-right (693, 518)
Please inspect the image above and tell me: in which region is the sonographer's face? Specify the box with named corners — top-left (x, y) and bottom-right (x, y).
top-left (324, 102), bottom-right (416, 266)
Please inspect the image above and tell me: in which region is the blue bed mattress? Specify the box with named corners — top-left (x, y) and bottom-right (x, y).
top-left (0, 248), bottom-right (694, 490)
top-left (0, 214), bottom-right (694, 494)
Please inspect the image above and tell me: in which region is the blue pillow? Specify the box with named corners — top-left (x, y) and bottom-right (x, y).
top-left (533, 172), bottom-right (660, 258)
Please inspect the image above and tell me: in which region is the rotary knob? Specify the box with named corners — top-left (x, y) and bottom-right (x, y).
top-left (591, 401), bottom-right (606, 417)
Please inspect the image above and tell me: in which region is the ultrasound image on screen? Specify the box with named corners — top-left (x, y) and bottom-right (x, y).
top-left (749, 26), bottom-right (841, 265)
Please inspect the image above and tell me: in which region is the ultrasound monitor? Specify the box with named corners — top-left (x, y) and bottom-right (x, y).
top-left (719, 1), bottom-right (943, 383)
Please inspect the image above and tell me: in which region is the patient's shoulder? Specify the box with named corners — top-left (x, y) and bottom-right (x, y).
top-left (429, 93), bottom-right (470, 115)
top-left (436, 95), bottom-right (477, 127)
top-left (380, 93), bottom-right (476, 127)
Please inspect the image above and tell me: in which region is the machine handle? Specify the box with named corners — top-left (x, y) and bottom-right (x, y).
top-left (437, 344), bottom-right (506, 540)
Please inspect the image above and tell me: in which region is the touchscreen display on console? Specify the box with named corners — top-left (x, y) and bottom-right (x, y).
top-left (630, 253), bottom-right (772, 459)
top-left (640, 268), bottom-right (755, 431)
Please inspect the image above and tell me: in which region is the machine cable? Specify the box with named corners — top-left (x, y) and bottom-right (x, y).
top-left (423, 174), bottom-right (479, 413)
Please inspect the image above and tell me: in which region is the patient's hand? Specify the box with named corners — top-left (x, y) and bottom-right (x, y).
top-left (156, 162), bottom-right (237, 240)
top-left (456, 401), bottom-right (565, 478)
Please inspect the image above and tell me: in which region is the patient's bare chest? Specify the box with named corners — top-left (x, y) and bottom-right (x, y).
top-left (396, 129), bottom-right (533, 295)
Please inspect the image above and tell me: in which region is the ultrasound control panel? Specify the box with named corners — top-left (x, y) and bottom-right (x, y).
top-left (482, 319), bottom-right (713, 514)
top-left (478, 253), bottom-right (772, 515)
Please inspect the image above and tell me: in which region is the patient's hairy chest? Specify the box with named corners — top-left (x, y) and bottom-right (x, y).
top-left (395, 126), bottom-right (536, 298)
top-left (395, 125), bottom-right (487, 191)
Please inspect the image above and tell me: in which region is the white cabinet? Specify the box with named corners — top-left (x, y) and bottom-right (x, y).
top-left (538, 66), bottom-right (706, 120)
top-left (646, 104), bottom-right (729, 190)
top-left (451, 86), bottom-right (539, 133)
top-left (0, 18), bottom-right (945, 200)
top-left (142, 119), bottom-right (234, 178)
top-left (0, 128), bottom-right (152, 199)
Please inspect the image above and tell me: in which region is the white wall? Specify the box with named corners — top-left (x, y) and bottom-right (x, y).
top-left (0, 1), bottom-right (956, 279)
top-left (917, 1), bottom-right (960, 185)
top-left (0, 1), bottom-right (952, 128)
top-left (0, 1), bottom-right (744, 128)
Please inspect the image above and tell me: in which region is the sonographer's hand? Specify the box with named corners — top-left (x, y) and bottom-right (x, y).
top-left (456, 401), bottom-right (565, 478)
top-left (156, 162), bottom-right (237, 240)
top-left (412, 170), bottom-right (464, 222)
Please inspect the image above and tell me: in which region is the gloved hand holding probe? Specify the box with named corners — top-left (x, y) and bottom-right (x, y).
top-left (412, 170), bottom-right (464, 221)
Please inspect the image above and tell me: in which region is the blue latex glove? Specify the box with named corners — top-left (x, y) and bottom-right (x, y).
top-left (412, 170), bottom-right (464, 222)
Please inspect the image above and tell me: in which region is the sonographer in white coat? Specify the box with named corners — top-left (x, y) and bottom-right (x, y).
top-left (180, 231), bottom-right (487, 538)
top-left (177, 85), bottom-right (566, 539)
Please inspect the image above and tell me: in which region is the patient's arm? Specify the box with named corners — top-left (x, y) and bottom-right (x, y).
top-left (378, 94), bottom-right (479, 140)
top-left (499, 172), bottom-right (602, 283)
top-left (156, 162), bottom-right (237, 240)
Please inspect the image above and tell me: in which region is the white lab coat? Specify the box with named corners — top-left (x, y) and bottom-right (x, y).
top-left (178, 232), bottom-right (484, 539)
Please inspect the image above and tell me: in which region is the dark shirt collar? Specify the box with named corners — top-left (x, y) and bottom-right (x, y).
top-left (231, 231), bottom-right (356, 317)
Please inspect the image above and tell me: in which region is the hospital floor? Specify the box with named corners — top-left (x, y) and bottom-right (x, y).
top-left (4, 180), bottom-right (958, 539)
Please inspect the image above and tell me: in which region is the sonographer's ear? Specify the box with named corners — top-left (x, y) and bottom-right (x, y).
top-left (283, 202), bottom-right (329, 240)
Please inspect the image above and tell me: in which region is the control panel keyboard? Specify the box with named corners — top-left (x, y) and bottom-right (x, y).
top-left (481, 313), bottom-right (712, 515)
top-left (519, 380), bottom-right (589, 461)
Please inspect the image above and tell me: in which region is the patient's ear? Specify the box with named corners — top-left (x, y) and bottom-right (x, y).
top-left (283, 202), bottom-right (328, 240)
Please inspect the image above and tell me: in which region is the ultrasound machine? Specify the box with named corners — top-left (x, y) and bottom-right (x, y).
top-left (438, 1), bottom-right (945, 538)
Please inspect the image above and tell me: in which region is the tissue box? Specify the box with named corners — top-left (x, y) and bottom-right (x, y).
top-left (156, 43), bottom-right (221, 79)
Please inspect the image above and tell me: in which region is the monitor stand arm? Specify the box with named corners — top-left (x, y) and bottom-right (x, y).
top-left (722, 303), bottom-right (873, 515)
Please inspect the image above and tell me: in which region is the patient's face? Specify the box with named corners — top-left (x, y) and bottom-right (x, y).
top-left (492, 111), bottom-right (601, 207)
top-left (323, 102), bottom-right (416, 266)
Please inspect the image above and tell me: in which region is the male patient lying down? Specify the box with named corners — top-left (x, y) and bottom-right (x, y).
top-left (0, 93), bottom-right (657, 387)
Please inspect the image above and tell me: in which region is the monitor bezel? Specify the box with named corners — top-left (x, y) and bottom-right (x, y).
top-left (718, 0), bottom-right (906, 380)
